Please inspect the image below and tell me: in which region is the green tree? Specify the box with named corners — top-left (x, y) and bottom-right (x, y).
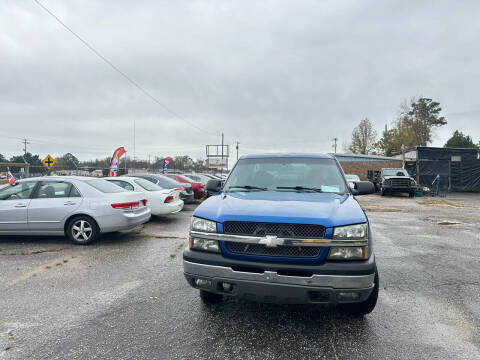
top-left (0, 154), bottom-right (6, 162)
top-left (349, 118), bottom-right (377, 154)
top-left (55, 153), bottom-right (80, 170)
top-left (375, 125), bottom-right (397, 156)
top-left (407, 97), bottom-right (447, 146)
top-left (10, 152), bottom-right (42, 166)
top-left (444, 130), bottom-right (478, 148)
top-left (376, 98), bottom-right (447, 156)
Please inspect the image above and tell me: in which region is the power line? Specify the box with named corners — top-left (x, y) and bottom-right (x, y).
top-left (33, 0), bottom-right (218, 137)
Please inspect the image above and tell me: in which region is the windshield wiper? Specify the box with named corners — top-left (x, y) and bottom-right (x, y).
top-left (228, 185), bottom-right (268, 191)
top-left (276, 186), bottom-right (323, 193)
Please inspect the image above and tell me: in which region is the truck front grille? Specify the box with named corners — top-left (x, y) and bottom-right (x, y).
top-left (225, 242), bottom-right (322, 258)
top-left (389, 178), bottom-right (411, 188)
top-left (223, 222), bottom-right (325, 238)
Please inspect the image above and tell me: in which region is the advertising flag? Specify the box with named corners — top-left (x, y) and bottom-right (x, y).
top-left (108, 147), bottom-right (126, 177)
top-left (163, 157), bottom-right (171, 174)
top-left (7, 167), bottom-right (17, 186)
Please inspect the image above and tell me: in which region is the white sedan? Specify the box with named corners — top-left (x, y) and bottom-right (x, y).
top-left (105, 177), bottom-right (184, 216)
top-left (345, 174), bottom-right (361, 190)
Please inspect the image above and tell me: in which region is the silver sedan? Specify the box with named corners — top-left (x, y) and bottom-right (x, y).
top-left (0, 176), bottom-right (151, 244)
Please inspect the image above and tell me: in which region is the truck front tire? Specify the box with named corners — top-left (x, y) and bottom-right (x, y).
top-left (343, 269), bottom-right (379, 317)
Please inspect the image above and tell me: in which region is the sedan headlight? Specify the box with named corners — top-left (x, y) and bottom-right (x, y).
top-left (333, 223), bottom-right (367, 240)
top-left (328, 246), bottom-right (367, 260)
top-left (191, 217), bottom-right (217, 233)
top-left (189, 237), bottom-right (220, 252)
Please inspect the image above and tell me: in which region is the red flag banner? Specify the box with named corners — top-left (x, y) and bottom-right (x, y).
top-left (108, 147), bottom-right (126, 177)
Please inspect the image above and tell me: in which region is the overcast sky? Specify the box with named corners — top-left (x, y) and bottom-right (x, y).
top-left (1, 0), bottom-right (480, 161)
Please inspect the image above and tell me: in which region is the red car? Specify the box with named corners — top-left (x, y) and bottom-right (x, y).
top-left (165, 174), bottom-right (205, 199)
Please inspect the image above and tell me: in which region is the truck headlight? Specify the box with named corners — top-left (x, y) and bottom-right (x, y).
top-left (410, 179), bottom-right (417, 186)
top-left (333, 223), bottom-right (367, 240)
top-left (328, 246), bottom-right (368, 260)
top-left (189, 237), bottom-right (220, 252)
top-left (191, 217), bottom-right (217, 232)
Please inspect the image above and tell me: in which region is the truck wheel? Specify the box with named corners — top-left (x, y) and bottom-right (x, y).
top-left (381, 189), bottom-right (386, 196)
top-left (344, 270), bottom-right (379, 317)
top-left (66, 216), bottom-right (99, 245)
top-left (409, 192), bottom-right (415, 198)
top-left (200, 290), bottom-right (223, 305)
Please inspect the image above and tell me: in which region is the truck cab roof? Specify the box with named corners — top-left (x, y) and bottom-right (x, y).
top-left (240, 153), bottom-right (334, 160)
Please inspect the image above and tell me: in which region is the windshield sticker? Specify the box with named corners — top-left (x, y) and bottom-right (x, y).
top-left (321, 185), bottom-right (340, 192)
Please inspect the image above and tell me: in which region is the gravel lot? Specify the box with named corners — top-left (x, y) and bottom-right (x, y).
top-left (1, 194), bottom-right (479, 359)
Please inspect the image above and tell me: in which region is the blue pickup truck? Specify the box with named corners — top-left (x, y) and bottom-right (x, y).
top-left (183, 153), bottom-right (378, 316)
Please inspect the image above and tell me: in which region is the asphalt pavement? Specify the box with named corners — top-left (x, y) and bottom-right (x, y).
top-left (1, 195), bottom-right (479, 360)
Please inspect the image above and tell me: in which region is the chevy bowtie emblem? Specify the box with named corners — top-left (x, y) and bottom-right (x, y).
top-left (259, 235), bottom-right (283, 247)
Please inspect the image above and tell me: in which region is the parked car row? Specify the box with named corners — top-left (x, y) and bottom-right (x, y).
top-left (0, 173), bottom-right (198, 245)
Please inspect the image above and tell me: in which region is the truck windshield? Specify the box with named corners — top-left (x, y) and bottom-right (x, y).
top-left (383, 169), bottom-right (408, 176)
top-left (224, 157), bottom-right (347, 193)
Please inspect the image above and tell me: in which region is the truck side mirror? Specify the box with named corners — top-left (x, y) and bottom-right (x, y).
top-left (206, 179), bottom-right (223, 192)
top-left (352, 181), bottom-right (375, 195)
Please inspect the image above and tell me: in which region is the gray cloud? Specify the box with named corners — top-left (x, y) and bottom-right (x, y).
top-left (1, 0), bottom-right (479, 161)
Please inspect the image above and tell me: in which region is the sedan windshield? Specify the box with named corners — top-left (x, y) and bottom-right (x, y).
top-left (224, 157), bottom-right (347, 193)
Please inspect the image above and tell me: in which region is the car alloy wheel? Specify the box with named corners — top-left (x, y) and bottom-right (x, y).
top-left (71, 219), bottom-right (93, 242)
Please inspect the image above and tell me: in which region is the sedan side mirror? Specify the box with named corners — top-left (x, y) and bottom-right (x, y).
top-left (206, 179), bottom-right (223, 192)
top-left (352, 181), bottom-right (375, 195)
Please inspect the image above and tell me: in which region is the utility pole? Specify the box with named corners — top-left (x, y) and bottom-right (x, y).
top-left (221, 133), bottom-right (224, 177)
top-left (236, 141), bottom-right (239, 160)
top-left (148, 154), bottom-right (151, 171)
top-left (332, 137), bottom-right (338, 154)
top-left (22, 138), bottom-right (30, 156)
top-left (133, 119), bottom-right (136, 173)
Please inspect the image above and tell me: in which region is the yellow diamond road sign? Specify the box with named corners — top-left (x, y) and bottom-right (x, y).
top-left (42, 154), bottom-right (55, 169)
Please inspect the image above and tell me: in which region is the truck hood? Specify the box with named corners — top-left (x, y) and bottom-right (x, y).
top-left (194, 191), bottom-right (367, 228)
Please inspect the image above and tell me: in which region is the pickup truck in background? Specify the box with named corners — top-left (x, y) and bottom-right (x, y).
top-left (376, 168), bottom-right (417, 197)
top-left (183, 153), bottom-right (378, 316)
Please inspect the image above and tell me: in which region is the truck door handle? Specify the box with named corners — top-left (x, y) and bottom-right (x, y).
top-left (64, 201), bottom-right (76, 206)
top-left (14, 203), bottom-right (27, 208)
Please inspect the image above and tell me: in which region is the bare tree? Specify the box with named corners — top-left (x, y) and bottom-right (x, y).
top-left (349, 118), bottom-right (377, 154)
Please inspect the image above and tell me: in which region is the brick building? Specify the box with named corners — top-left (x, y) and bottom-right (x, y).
top-left (332, 154), bottom-right (403, 181)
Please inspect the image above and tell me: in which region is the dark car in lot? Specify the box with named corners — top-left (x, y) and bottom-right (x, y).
top-left (376, 168), bottom-right (417, 197)
top-left (127, 174), bottom-right (195, 204)
top-left (165, 174), bottom-right (205, 200)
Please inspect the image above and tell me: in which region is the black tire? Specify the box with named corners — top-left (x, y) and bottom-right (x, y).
top-left (344, 270), bottom-right (379, 317)
top-left (66, 216), bottom-right (99, 245)
top-left (409, 192), bottom-right (415, 198)
top-left (200, 290), bottom-right (223, 305)
top-left (381, 188), bottom-right (386, 196)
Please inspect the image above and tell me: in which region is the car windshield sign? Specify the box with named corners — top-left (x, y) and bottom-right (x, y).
top-left (224, 157), bottom-right (347, 193)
